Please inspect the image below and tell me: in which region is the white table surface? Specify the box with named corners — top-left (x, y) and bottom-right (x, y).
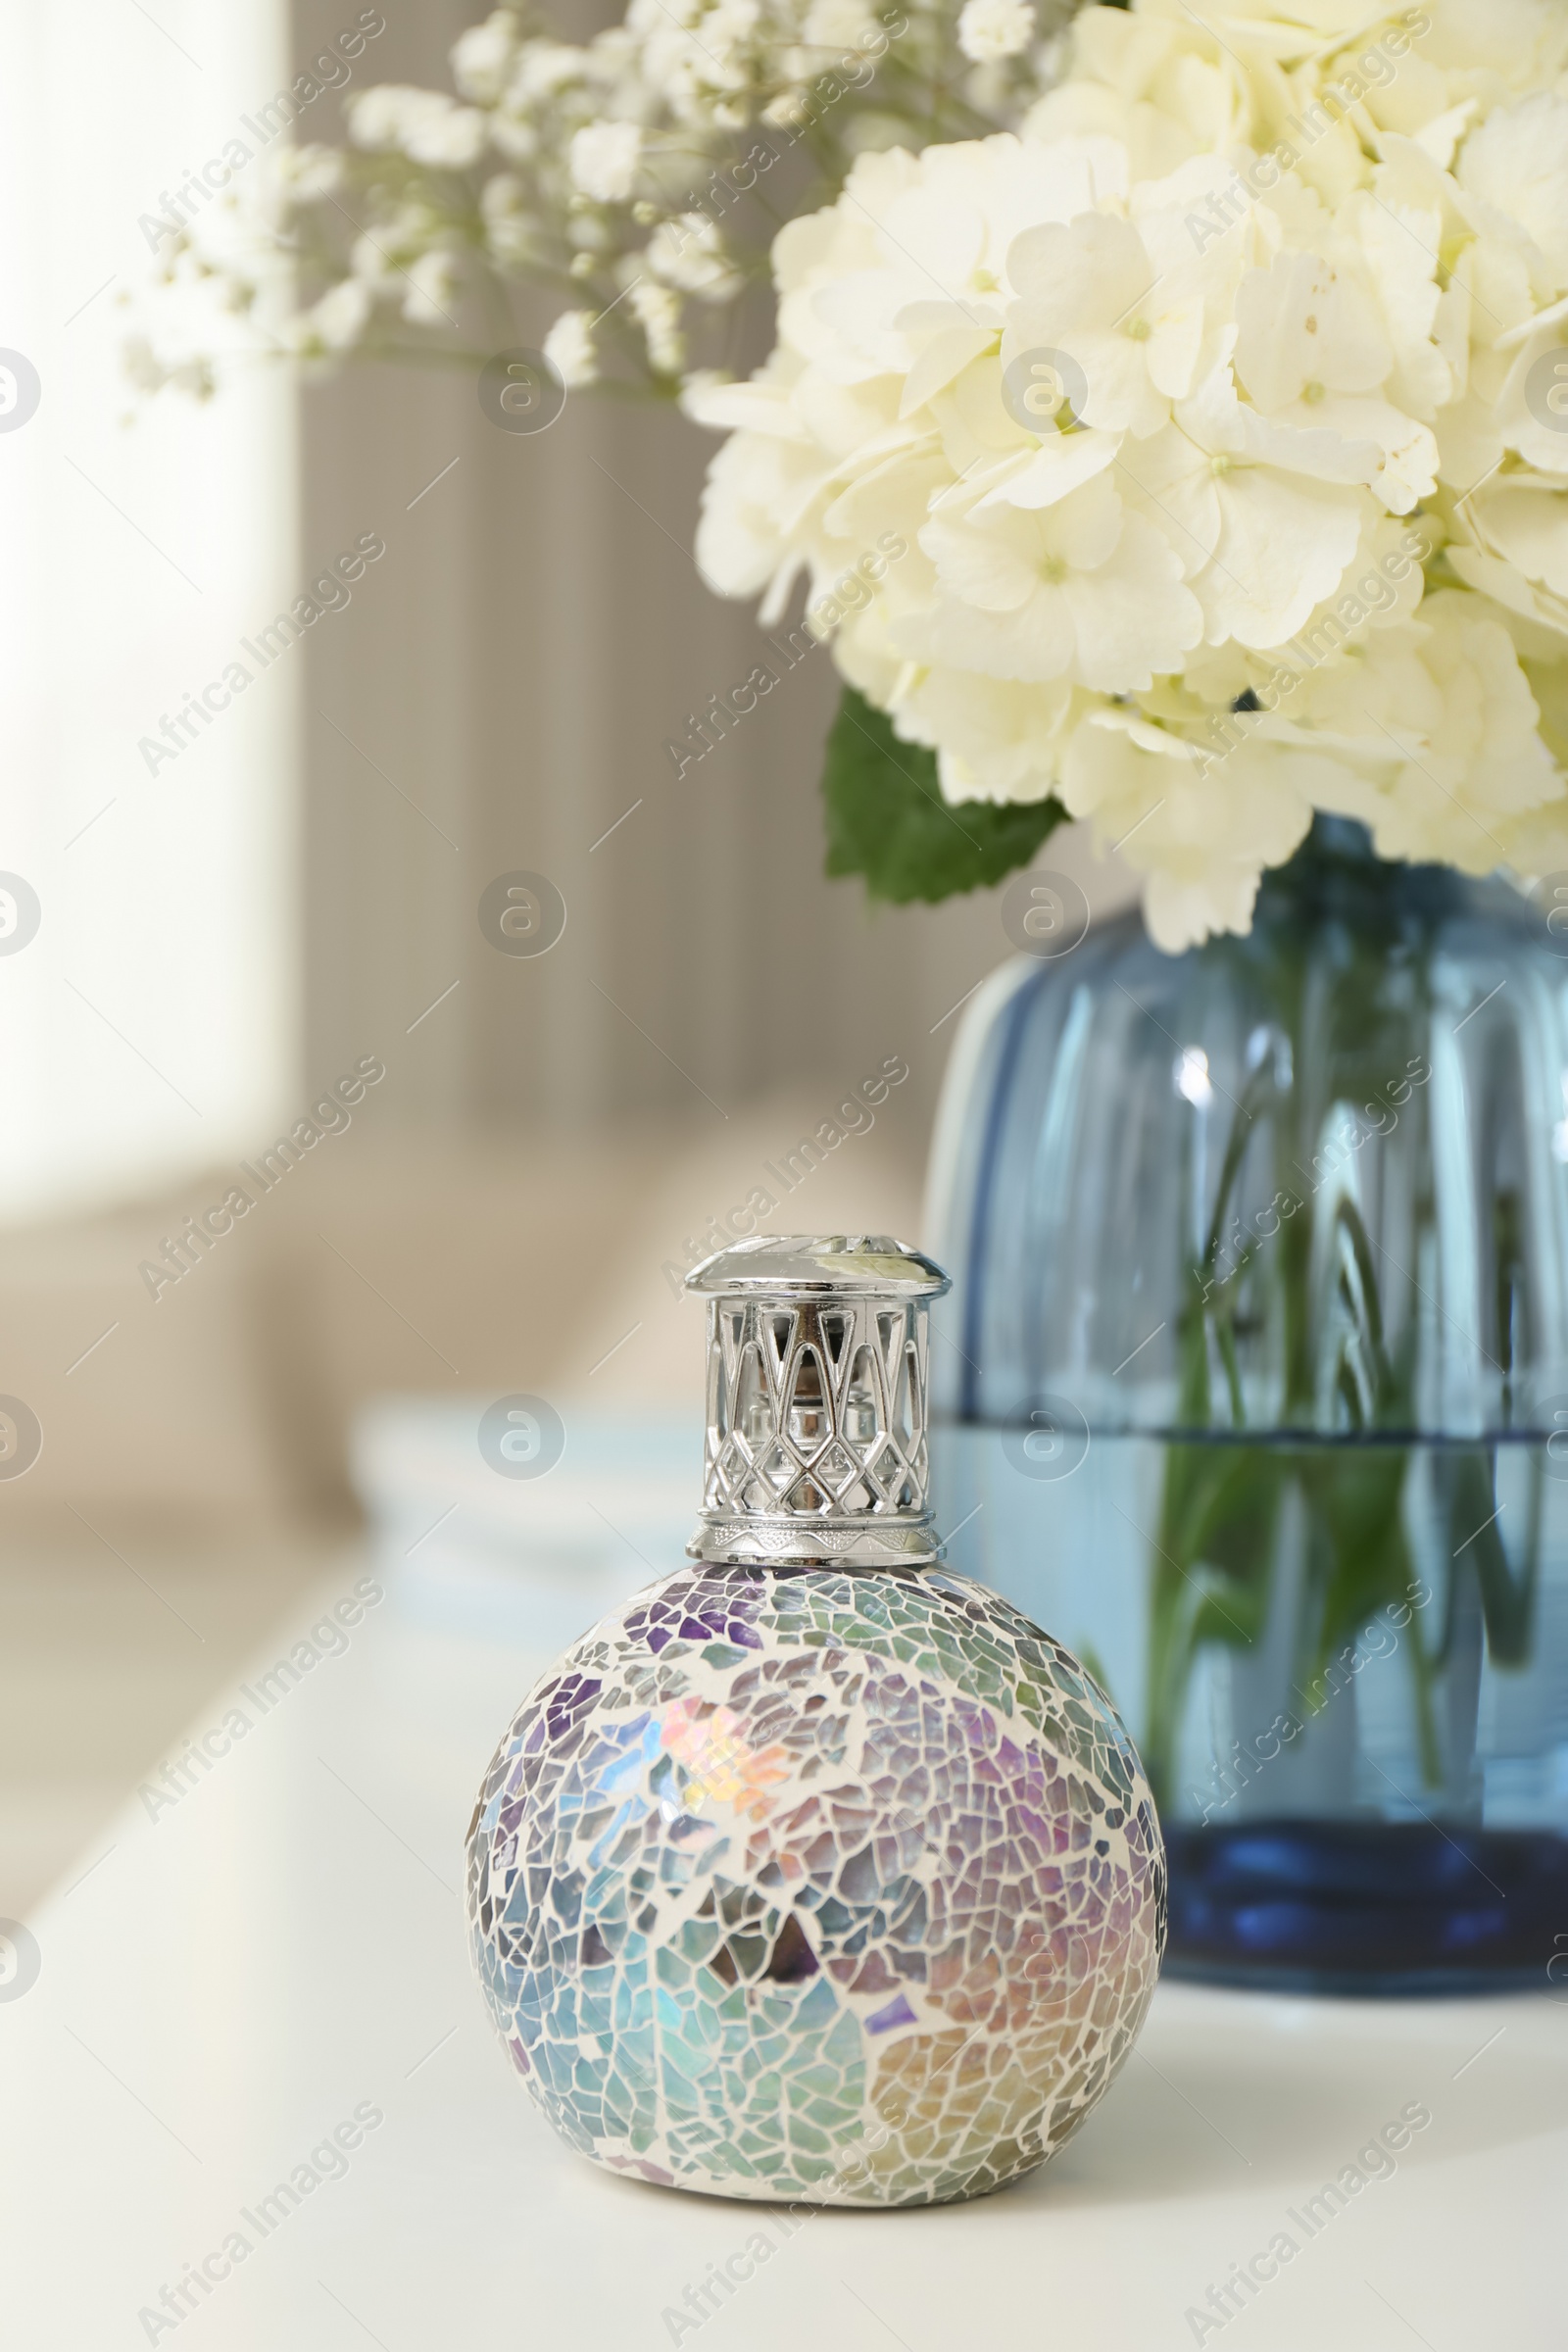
top-left (6, 1406), bottom-right (1564, 2350)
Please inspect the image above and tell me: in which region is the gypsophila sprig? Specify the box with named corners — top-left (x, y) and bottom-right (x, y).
top-left (693, 0), bottom-right (1568, 947)
top-left (131, 0), bottom-right (1079, 402)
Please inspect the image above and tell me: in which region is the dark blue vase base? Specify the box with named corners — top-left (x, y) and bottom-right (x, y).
top-left (1163, 1820), bottom-right (1568, 1996)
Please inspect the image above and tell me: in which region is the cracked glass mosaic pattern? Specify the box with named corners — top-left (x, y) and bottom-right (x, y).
top-left (466, 1563), bottom-right (1165, 2207)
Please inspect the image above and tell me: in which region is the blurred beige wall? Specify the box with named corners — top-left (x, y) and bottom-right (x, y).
top-left (0, 1088), bottom-right (928, 1527)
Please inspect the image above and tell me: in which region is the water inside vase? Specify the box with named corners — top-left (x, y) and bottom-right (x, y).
top-left (935, 1423), bottom-right (1568, 1993)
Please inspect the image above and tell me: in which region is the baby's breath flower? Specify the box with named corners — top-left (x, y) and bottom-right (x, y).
top-left (452, 13), bottom-right (519, 102)
top-left (544, 307), bottom-right (599, 386)
top-left (803, 0), bottom-right (878, 46)
top-left (630, 279), bottom-right (685, 372)
top-left (312, 278), bottom-right (374, 349)
top-left (402, 248), bottom-right (462, 323)
top-left (569, 121), bottom-right (643, 203)
top-left (273, 143), bottom-right (344, 199)
top-left (511, 41), bottom-right (588, 101)
top-left (647, 213), bottom-right (741, 299)
top-left (134, 0), bottom-right (1079, 419)
top-left (956, 0), bottom-right (1033, 63)
top-left (480, 172), bottom-right (541, 266)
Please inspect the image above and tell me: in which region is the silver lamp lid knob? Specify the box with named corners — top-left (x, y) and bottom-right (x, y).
top-left (683, 1234), bottom-right (951, 1568)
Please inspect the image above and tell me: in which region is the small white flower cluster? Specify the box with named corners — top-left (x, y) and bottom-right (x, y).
top-left (957, 0), bottom-right (1035, 65)
top-left (693, 0), bottom-right (1568, 947)
top-left (141, 0), bottom-right (1073, 398)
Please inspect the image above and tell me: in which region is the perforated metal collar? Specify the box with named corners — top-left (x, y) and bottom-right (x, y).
top-left (684, 1236), bottom-right (951, 1568)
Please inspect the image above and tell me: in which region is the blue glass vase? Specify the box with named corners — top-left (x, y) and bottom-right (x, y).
top-left (928, 817), bottom-right (1568, 1994)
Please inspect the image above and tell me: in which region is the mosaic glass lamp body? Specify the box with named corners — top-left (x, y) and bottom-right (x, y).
top-left (466, 1237), bottom-right (1166, 2206)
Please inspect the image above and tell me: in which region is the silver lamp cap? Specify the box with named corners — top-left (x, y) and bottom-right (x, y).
top-left (684, 1235), bottom-right (951, 1569)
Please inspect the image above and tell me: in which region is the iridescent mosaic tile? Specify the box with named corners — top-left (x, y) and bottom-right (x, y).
top-left (466, 1559), bottom-right (1165, 2206)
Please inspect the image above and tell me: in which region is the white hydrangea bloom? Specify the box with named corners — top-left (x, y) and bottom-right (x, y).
top-left (1293, 592), bottom-right (1565, 870)
top-left (1060, 709), bottom-right (1324, 952)
top-left (678, 367), bottom-right (733, 417)
top-left (1455, 93), bottom-right (1568, 290)
top-left (917, 475), bottom-right (1201, 690)
top-left (694, 8), bottom-right (1568, 947)
top-left (956, 0), bottom-right (1034, 66)
top-left (898, 668), bottom-right (1086, 803)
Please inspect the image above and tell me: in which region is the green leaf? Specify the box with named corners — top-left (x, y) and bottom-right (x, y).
top-left (1437, 1446), bottom-right (1539, 1668)
top-left (819, 686), bottom-right (1065, 905)
top-left (1299, 1446), bottom-right (1412, 1678)
top-left (1142, 1439), bottom-right (1289, 1806)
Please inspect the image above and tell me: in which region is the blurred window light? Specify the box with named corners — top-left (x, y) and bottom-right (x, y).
top-left (1175, 1047), bottom-right (1213, 1107)
top-left (0, 2), bottom-right (297, 1223)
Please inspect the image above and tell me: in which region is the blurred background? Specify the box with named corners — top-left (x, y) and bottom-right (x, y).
top-left (0, 0), bottom-right (1133, 1913)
